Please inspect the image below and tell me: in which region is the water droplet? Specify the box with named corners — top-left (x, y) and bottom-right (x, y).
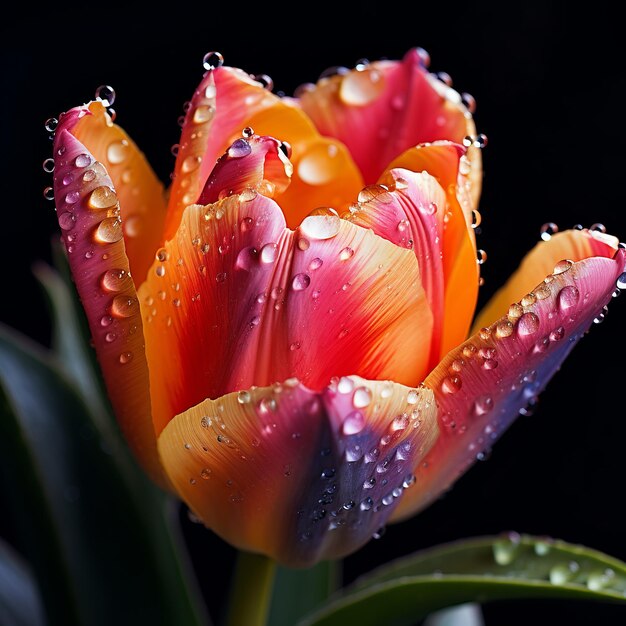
top-left (616, 273), bottom-right (626, 290)
top-left (193, 105), bottom-right (213, 124)
top-left (155, 265), bottom-right (166, 277)
top-left (360, 497), bottom-right (373, 511)
top-left (105, 331), bottom-right (117, 343)
top-left (392, 414), bottom-right (409, 431)
top-left (463, 344), bottom-right (477, 358)
top-left (107, 140), bottom-right (129, 164)
top-left (593, 306), bottom-right (608, 324)
top-left (477, 249), bottom-right (487, 265)
top-left (534, 539), bottom-right (552, 556)
top-left (57, 212), bottom-right (78, 235)
top-left (517, 312), bottom-right (540, 336)
top-left (496, 319), bottom-right (514, 338)
top-left (461, 92), bottom-right (476, 113)
top-left (201, 468), bottom-right (212, 480)
top-left (95, 85), bottom-right (116, 107)
top-left (258, 397), bottom-right (277, 414)
top-left (298, 143), bottom-right (341, 185)
top-left (340, 69), bottom-right (384, 106)
top-left (337, 377), bottom-right (354, 394)
top-left (358, 184), bottom-right (392, 204)
top-left (228, 138), bottom-right (252, 158)
top-left (492, 532), bottom-right (521, 565)
top-left (339, 247), bottom-right (354, 261)
top-left (88, 186), bottom-right (118, 210)
top-left (558, 285), bottom-right (580, 311)
top-left (590, 223), bottom-right (606, 233)
top-left (300, 212), bottom-right (341, 240)
top-left (353, 386), bottom-right (372, 408)
top-left (182, 155), bottom-right (202, 173)
top-left (202, 51), bottom-right (224, 70)
top-left (441, 375), bottom-right (462, 394)
top-left (64, 191), bottom-right (80, 205)
top-left (473, 395), bottom-right (494, 416)
top-left (237, 390), bottom-right (251, 404)
top-left (406, 389), bottom-right (420, 404)
top-left (259, 243), bottom-right (277, 264)
top-left (587, 568), bottom-right (615, 591)
top-left (44, 117), bottom-right (58, 132)
top-left (62, 174), bottom-right (74, 186)
top-left (110, 295), bottom-right (137, 318)
top-left (119, 351), bottom-right (133, 364)
top-left (540, 222), bottom-right (558, 241)
top-left (372, 527), bottom-right (386, 539)
top-left (549, 561), bottom-right (579, 585)
top-left (507, 303), bottom-right (523, 319)
top-left (474, 133), bottom-right (488, 148)
top-left (292, 273), bottom-right (311, 291)
top-left (550, 326), bottom-right (565, 341)
top-left (216, 272), bottom-right (227, 283)
top-left (553, 259), bottom-right (573, 275)
top-left (382, 493), bottom-right (394, 506)
top-left (100, 269), bottom-right (129, 292)
top-left (342, 411), bottom-right (365, 435)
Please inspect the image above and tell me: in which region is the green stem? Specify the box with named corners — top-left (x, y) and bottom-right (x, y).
top-left (227, 552), bottom-right (276, 626)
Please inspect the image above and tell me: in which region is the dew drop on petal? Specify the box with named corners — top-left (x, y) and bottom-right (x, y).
top-left (110, 295), bottom-right (138, 318)
top-left (558, 285), bottom-right (580, 312)
top-left (292, 273), bottom-right (310, 291)
top-left (337, 377), bottom-right (354, 394)
top-left (517, 312), bottom-right (540, 336)
top-left (441, 376), bottom-right (462, 394)
top-left (95, 218), bottom-right (123, 244)
top-left (119, 351), bottom-right (133, 364)
top-left (237, 390), bottom-right (251, 404)
top-left (339, 247), bottom-right (354, 261)
top-left (107, 140), bottom-right (129, 164)
top-left (540, 222), bottom-right (559, 241)
top-left (95, 84), bottom-right (116, 106)
top-left (228, 139), bottom-right (252, 158)
top-left (353, 386), bottom-right (372, 408)
top-left (260, 243), bottom-right (278, 264)
top-left (300, 213), bottom-right (341, 240)
top-left (58, 212), bottom-right (76, 230)
top-left (202, 51), bottom-right (224, 70)
top-left (342, 411), bottom-right (365, 435)
top-left (553, 259), bottom-right (573, 275)
top-left (88, 186), bottom-right (118, 210)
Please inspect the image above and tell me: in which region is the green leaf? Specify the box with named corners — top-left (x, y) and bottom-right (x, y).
top-left (34, 261), bottom-right (111, 431)
top-left (298, 535), bottom-right (626, 626)
top-left (0, 325), bottom-right (208, 626)
top-left (269, 560), bottom-right (340, 626)
top-left (0, 537), bottom-right (45, 626)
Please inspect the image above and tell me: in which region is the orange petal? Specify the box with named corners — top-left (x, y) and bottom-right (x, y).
top-left (52, 129), bottom-right (163, 484)
top-left (157, 376), bottom-right (438, 566)
top-left (138, 193), bottom-right (432, 436)
top-left (60, 101), bottom-right (167, 284)
top-left (472, 228), bottom-right (619, 333)
top-left (164, 66), bottom-right (362, 236)
top-left (392, 249), bottom-right (626, 521)
top-left (299, 49), bottom-right (479, 189)
top-left (385, 142), bottom-right (479, 357)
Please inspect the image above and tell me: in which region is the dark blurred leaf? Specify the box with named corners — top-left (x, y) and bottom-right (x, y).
top-left (0, 325), bottom-right (208, 626)
top-left (269, 560), bottom-right (340, 626)
top-left (299, 535), bottom-right (626, 626)
top-left (0, 537), bottom-right (45, 626)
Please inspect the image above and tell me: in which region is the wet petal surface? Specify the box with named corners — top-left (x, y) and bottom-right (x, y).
top-left (158, 376), bottom-right (438, 565)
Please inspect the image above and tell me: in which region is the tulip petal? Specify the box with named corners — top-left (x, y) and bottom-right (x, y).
top-left (52, 130), bottom-right (162, 482)
top-left (472, 229), bottom-right (619, 332)
top-left (157, 376), bottom-right (438, 566)
top-left (138, 193), bottom-right (432, 436)
top-left (392, 249), bottom-right (626, 521)
top-left (350, 142), bottom-right (478, 359)
top-left (299, 49), bottom-right (479, 190)
top-left (197, 134), bottom-right (293, 205)
top-left (164, 67), bottom-right (362, 237)
top-left (345, 169), bottom-right (445, 368)
top-left (59, 102), bottom-right (167, 284)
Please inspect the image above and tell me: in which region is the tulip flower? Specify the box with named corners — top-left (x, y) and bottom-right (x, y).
top-left (49, 49), bottom-right (625, 568)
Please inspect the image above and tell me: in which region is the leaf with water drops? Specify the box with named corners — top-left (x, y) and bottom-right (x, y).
top-left (299, 535), bottom-right (626, 626)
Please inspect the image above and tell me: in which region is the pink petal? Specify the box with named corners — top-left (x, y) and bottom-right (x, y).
top-left (197, 134), bottom-right (293, 205)
top-left (299, 49), bottom-right (477, 186)
top-left (392, 249), bottom-right (626, 521)
top-left (52, 129), bottom-right (162, 483)
top-left (158, 376), bottom-right (438, 566)
top-left (139, 193), bottom-right (432, 436)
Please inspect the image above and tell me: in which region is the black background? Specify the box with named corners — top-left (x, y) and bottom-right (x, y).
top-left (2, 4), bottom-right (626, 624)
